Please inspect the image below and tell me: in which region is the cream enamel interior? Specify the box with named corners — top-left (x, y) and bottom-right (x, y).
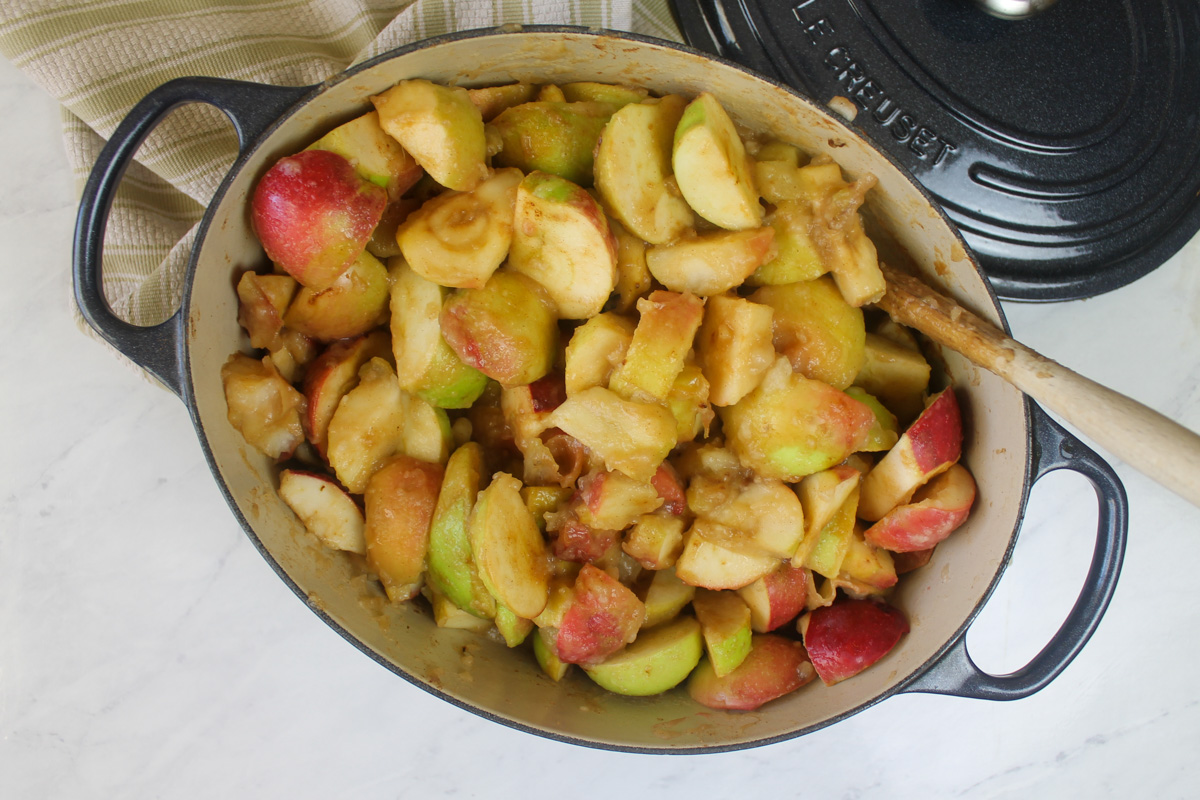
top-left (184, 30), bottom-right (1029, 751)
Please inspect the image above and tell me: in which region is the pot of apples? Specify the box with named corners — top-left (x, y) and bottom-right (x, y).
top-left (73, 26), bottom-right (1126, 752)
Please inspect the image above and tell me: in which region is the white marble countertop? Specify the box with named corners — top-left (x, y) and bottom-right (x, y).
top-left (4, 51), bottom-right (1200, 799)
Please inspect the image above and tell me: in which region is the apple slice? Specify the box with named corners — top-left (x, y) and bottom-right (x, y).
top-left (746, 200), bottom-right (827, 286)
top-left (608, 290), bottom-right (705, 403)
top-left (583, 614), bottom-right (703, 696)
top-left (395, 167), bottom-right (522, 289)
top-left (674, 520), bottom-right (780, 591)
top-left (388, 261), bottom-right (487, 409)
top-left (801, 484), bottom-right (859, 580)
top-left (692, 589), bottom-right (753, 677)
top-left (795, 465), bottom-right (861, 549)
top-left (845, 387), bottom-right (900, 452)
top-left (751, 275), bottom-right (866, 390)
top-left (278, 469), bottom-right (366, 554)
top-left (837, 528), bottom-right (898, 593)
top-left (283, 249), bottom-right (391, 342)
top-left (687, 633), bottom-right (816, 711)
top-left (610, 219), bottom-right (653, 313)
top-left (363, 454), bottom-right (444, 602)
top-left (645, 227), bottom-right (775, 296)
top-left (859, 388), bottom-right (964, 521)
top-left (638, 565), bottom-right (697, 628)
top-left (800, 598), bottom-right (909, 685)
top-left (719, 357), bottom-right (875, 481)
top-left (301, 331), bottom-right (391, 458)
top-left (236, 271), bottom-right (297, 350)
top-left (698, 477), bottom-right (806, 560)
top-left (672, 92), bottom-right (763, 230)
top-left (547, 387), bottom-right (677, 482)
top-left (560, 82), bottom-right (649, 106)
top-left (325, 357), bottom-right (407, 494)
top-left (508, 171), bottom-right (618, 319)
top-left (426, 442), bottom-right (495, 619)
top-left (695, 294), bottom-right (775, 407)
top-left (221, 353), bottom-right (307, 460)
top-left (564, 312), bottom-right (635, 397)
top-left (533, 627), bottom-right (572, 681)
top-left (737, 564), bottom-right (809, 633)
top-left (489, 100), bottom-right (616, 186)
top-left (467, 83), bottom-right (538, 121)
top-left (576, 470), bottom-right (664, 531)
top-left (370, 79), bottom-right (488, 191)
top-left (468, 473), bottom-right (551, 620)
top-left (865, 462), bottom-right (976, 552)
top-left (555, 564), bottom-right (647, 665)
top-left (251, 149), bottom-right (387, 291)
top-left (427, 588), bottom-right (493, 632)
top-left (440, 270), bottom-right (559, 387)
top-left (594, 94), bottom-right (694, 244)
top-left (307, 110), bottom-right (423, 200)
top-left (623, 514), bottom-right (687, 570)
top-left (853, 332), bottom-right (931, 425)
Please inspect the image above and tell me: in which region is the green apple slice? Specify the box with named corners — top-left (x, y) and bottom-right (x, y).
top-left (583, 615), bottom-right (703, 696)
top-left (692, 589), bottom-right (753, 677)
top-left (468, 473), bottom-right (550, 620)
top-left (594, 94), bottom-right (693, 244)
top-left (388, 259), bottom-right (488, 409)
top-left (672, 92), bottom-right (763, 230)
top-left (371, 79), bottom-right (487, 191)
top-left (307, 110), bottom-right (422, 199)
top-left (427, 442), bottom-right (495, 619)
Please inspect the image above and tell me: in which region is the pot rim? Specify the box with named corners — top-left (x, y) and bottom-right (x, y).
top-left (177, 25), bottom-right (1040, 753)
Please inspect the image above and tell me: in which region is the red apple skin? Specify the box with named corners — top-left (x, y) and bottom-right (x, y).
top-left (555, 564), bottom-right (647, 665)
top-left (801, 598), bottom-right (910, 686)
top-left (908, 388), bottom-right (963, 474)
top-left (650, 462), bottom-right (686, 516)
top-left (363, 454), bottom-right (445, 602)
top-left (552, 516), bottom-right (620, 564)
top-left (865, 463), bottom-right (976, 552)
top-left (687, 634), bottom-right (816, 711)
top-left (301, 331), bottom-right (391, 457)
top-left (740, 564), bottom-right (809, 632)
top-left (251, 149), bottom-right (387, 291)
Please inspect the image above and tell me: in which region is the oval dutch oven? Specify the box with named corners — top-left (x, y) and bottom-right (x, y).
top-left (73, 27), bottom-right (1127, 753)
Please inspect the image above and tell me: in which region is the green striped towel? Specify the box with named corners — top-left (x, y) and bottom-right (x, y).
top-left (0, 0), bottom-right (683, 376)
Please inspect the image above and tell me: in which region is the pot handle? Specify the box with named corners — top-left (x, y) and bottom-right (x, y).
top-left (72, 77), bottom-right (311, 398)
top-left (900, 402), bottom-right (1128, 700)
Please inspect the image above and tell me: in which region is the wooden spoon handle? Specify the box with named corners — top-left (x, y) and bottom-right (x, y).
top-left (877, 263), bottom-right (1200, 509)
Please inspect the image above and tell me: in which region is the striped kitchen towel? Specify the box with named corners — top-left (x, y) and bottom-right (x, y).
top-left (0, 0), bottom-right (683, 374)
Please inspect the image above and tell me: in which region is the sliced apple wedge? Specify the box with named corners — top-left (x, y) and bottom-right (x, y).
top-left (672, 92), bottom-right (763, 230)
top-left (692, 589), bottom-right (753, 677)
top-left (594, 94), bottom-right (693, 244)
top-left (687, 633), bottom-right (815, 710)
top-left (564, 312), bottom-right (635, 397)
top-left (698, 477), bottom-right (806, 560)
top-left (388, 260), bottom-right (487, 409)
top-left (646, 227), bottom-right (775, 296)
top-left (623, 514), bottom-right (688, 571)
top-left (695, 294), bottom-right (775, 407)
top-left (865, 462), bottom-right (976, 552)
top-left (555, 564), bottom-right (647, 665)
top-left (547, 387), bottom-right (677, 482)
top-left (468, 472), bottom-right (551, 620)
top-left (325, 357), bottom-right (407, 494)
top-left (489, 100), bottom-right (616, 186)
top-left (583, 614), bottom-right (703, 697)
top-left (859, 388), bottom-right (964, 521)
top-left (508, 171), bottom-right (618, 319)
top-left (799, 598), bottom-right (909, 686)
top-left (221, 353), bottom-right (307, 460)
top-left (674, 520), bottom-right (780, 591)
top-left (307, 110), bottom-right (423, 200)
top-left (395, 167), bottom-right (522, 289)
top-left (737, 564), bottom-right (809, 633)
top-left (363, 454), bottom-right (444, 602)
top-left (278, 469), bottom-right (366, 554)
top-left (236, 271), bottom-right (297, 350)
top-left (426, 442), bottom-right (495, 618)
top-left (302, 331), bottom-right (391, 458)
top-left (370, 79), bottom-right (487, 191)
top-left (283, 249), bottom-right (391, 342)
top-left (608, 290), bottom-right (704, 402)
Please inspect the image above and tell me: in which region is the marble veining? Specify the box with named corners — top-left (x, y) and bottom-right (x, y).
top-left (4, 52), bottom-right (1200, 799)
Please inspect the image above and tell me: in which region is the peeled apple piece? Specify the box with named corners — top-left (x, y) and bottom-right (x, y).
top-left (468, 473), bottom-right (550, 620)
top-left (371, 79), bottom-right (488, 192)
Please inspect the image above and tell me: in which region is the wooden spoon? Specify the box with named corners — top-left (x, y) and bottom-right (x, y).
top-left (876, 262), bottom-right (1200, 509)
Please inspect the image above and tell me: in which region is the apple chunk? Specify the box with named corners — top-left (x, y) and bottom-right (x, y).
top-left (859, 388), bottom-right (964, 521)
top-left (695, 294), bottom-right (775, 407)
top-left (283, 249), bottom-right (391, 342)
top-left (594, 94), bottom-right (694, 244)
top-left (646, 227), bottom-right (775, 296)
top-left (719, 357), bottom-right (875, 481)
top-left (737, 564), bottom-right (809, 633)
top-left (278, 469), bottom-right (366, 554)
top-left (508, 171), bottom-right (618, 319)
top-left (608, 290), bottom-right (705, 402)
top-left (468, 473), bottom-right (550, 620)
top-left (800, 598), bottom-right (909, 685)
top-left (865, 463), bottom-right (976, 552)
top-left (583, 614), bottom-right (703, 696)
top-left (692, 589), bottom-right (753, 677)
top-left (251, 149), bottom-right (386, 291)
top-left (363, 454), bottom-right (444, 602)
top-left (547, 387), bottom-right (677, 482)
top-left (672, 92), bottom-right (763, 230)
top-left (439, 270), bottom-right (559, 387)
top-left (687, 633), bottom-right (816, 711)
top-left (221, 353), bottom-right (306, 460)
top-left (307, 110), bottom-right (422, 200)
top-left (324, 357), bottom-right (407, 494)
top-left (555, 564), bottom-right (647, 665)
top-left (427, 442), bottom-right (495, 619)
top-left (489, 100), bottom-right (615, 186)
top-left (751, 275), bottom-right (865, 390)
top-left (395, 167), bottom-right (522, 289)
top-left (301, 331), bottom-right (391, 457)
top-left (370, 79), bottom-right (487, 191)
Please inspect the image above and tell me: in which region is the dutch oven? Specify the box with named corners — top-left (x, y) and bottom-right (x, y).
top-left (72, 26), bottom-right (1127, 753)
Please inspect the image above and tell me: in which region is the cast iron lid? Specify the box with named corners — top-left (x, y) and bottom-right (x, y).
top-left (670, 0), bottom-right (1200, 301)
